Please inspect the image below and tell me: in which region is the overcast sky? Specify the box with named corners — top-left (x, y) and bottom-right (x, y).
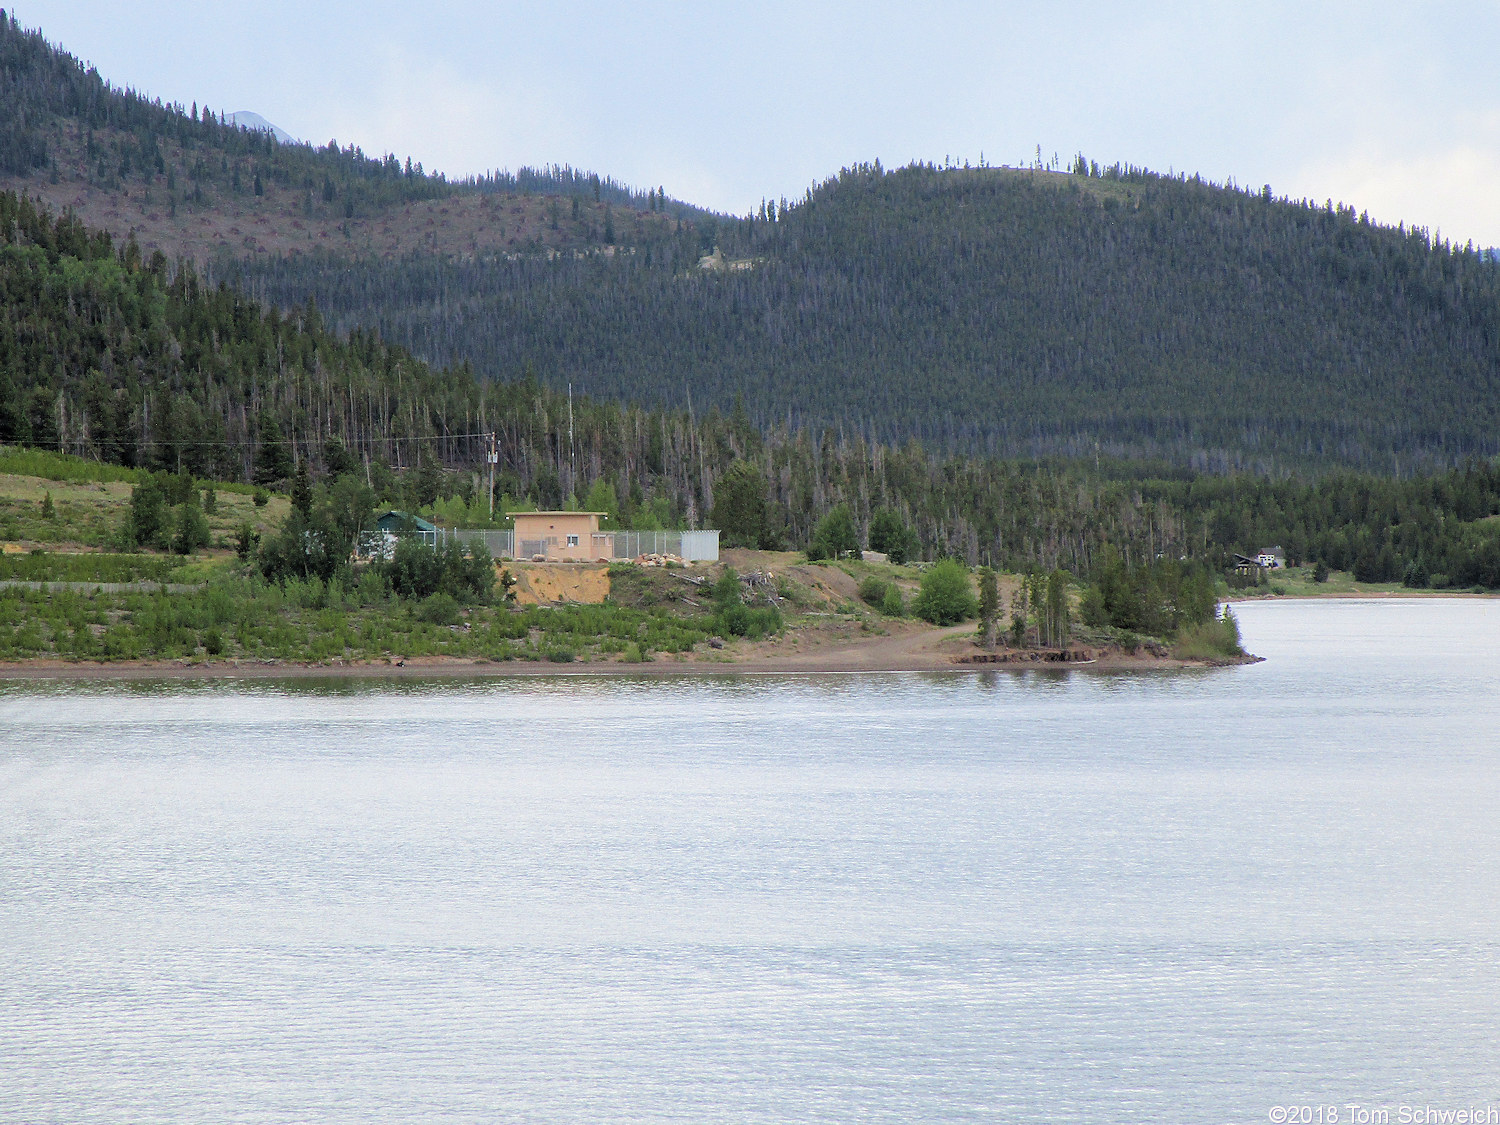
top-left (15, 1), bottom-right (1500, 244)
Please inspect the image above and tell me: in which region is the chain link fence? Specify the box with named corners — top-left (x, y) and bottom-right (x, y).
top-left (448, 528), bottom-right (719, 562)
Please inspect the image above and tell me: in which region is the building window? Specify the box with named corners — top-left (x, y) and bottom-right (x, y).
top-left (566, 535), bottom-right (579, 547)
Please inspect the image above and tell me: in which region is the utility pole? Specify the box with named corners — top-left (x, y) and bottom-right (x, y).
top-left (486, 431), bottom-right (497, 520)
top-left (567, 382), bottom-right (575, 498)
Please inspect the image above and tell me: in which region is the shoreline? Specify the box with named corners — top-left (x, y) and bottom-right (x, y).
top-left (0, 604), bottom-right (1267, 682)
top-left (9, 593), bottom-right (1485, 684)
top-left (0, 645), bottom-right (1255, 682)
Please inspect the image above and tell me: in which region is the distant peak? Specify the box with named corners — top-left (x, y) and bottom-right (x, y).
top-left (225, 111), bottom-right (297, 146)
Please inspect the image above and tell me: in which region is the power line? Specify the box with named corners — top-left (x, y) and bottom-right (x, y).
top-left (31, 432), bottom-right (497, 449)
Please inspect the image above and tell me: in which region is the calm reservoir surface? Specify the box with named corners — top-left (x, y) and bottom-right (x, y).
top-left (3, 598), bottom-right (1499, 1123)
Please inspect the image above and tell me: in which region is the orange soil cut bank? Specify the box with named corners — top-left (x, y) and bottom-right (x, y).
top-left (508, 563), bottom-right (610, 605)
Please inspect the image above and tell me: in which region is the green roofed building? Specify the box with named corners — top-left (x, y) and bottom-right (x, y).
top-left (371, 510), bottom-right (440, 553)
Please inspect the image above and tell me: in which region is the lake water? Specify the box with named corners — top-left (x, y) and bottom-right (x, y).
top-left (2, 599), bottom-right (1499, 1123)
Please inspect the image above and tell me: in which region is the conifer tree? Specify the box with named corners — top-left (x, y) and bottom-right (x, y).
top-left (977, 567), bottom-right (999, 649)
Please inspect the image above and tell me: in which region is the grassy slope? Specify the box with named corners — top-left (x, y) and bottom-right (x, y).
top-left (0, 471), bottom-right (284, 550)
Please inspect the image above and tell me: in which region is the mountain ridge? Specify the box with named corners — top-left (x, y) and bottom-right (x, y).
top-left (229, 160), bottom-right (1500, 474)
top-left (4, 11), bottom-right (1500, 476)
top-left (0, 12), bottom-right (708, 264)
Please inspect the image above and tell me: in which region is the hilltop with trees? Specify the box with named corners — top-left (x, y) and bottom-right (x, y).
top-left (227, 159), bottom-right (1500, 475)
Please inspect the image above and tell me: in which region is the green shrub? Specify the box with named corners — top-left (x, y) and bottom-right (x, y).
top-left (880, 583), bottom-right (905, 617)
top-left (716, 603), bottom-right (783, 639)
top-left (0, 568), bottom-right (747, 665)
top-left (234, 523), bottom-right (257, 561)
top-left (1402, 559), bottom-right (1430, 588)
top-left (381, 537), bottom-right (494, 604)
top-left (912, 558), bottom-right (978, 625)
top-left (416, 592), bottom-right (461, 625)
top-left (858, 576), bottom-right (888, 606)
top-left (127, 475), bottom-right (170, 549)
top-left (713, 567), bottom-right (742, 608)
top-left (173, 500), bottom-right (211, 555)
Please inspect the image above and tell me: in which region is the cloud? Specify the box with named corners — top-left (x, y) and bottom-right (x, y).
top-left (1275, 29), bottom-right (1500, 246)
top-left (1294, 136), bottom-right (1500, 248)
top-left (309, 47), bottom-right (582, 178)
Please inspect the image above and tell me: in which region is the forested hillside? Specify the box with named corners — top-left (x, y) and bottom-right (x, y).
top-left (230, 160), bottom-right (1500, 474)
top-left (7, 11), bottom-right (1498, 475)
top-left (5, 188), bottom-right (1500, 588)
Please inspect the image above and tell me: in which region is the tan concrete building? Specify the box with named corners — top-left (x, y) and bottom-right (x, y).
top-left (511, 511), bottom-right (613, 562)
